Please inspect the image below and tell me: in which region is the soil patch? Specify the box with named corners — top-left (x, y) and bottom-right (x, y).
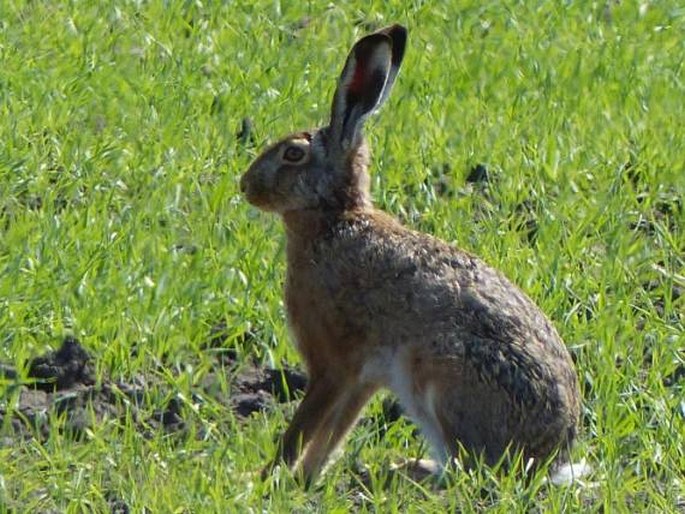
top-left (0, 336), bottom-right (309, 444)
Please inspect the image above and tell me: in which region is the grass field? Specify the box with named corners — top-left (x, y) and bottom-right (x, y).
top-left (1, 1), bottom-right (684, 512)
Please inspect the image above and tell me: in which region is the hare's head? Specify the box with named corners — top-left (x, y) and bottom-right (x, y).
top-left (240, 25), bottom-right (407, 214)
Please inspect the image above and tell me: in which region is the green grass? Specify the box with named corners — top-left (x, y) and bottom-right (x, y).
top-left (1, 0), bottom-right (684, 511)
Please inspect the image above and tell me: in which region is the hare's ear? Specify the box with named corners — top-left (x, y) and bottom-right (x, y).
top-left (330, 24), bottom-right (407, 150)
top-left (374, 24), bottom-right (408, 107)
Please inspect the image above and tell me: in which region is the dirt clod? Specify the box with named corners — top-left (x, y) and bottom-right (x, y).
top-left (105, 492), bottom-right (131, 514)
top-left (236, 117), bottom-right (255, 147)
top-left (230, 364), bottom-right (308, 417)
top-left (466, 163), bottom-right (489, 184)
top-left (27, 336), bottom-right (94, 391)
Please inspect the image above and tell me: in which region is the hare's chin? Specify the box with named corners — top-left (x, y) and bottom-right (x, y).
top-left (243, 190), bottom-right (269, 208)
top-left (245, 195), bottom-right (278, 212)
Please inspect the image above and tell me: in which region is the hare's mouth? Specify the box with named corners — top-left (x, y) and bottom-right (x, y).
top-left (242, 185), bottom-right (277, 212)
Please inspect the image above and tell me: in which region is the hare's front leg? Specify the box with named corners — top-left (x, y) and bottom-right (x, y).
top-left (262, 374), bottom-right (376, 485)
top-left (299, 382), bottom-right (376, 484)
top-left (262, 375), bottom-right (343, 478)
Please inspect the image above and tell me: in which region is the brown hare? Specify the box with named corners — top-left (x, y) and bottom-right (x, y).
top-left (240, 24), bottom-right (582, 485)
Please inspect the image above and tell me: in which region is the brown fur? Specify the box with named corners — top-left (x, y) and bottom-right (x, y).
top-left (240, 24), bottom-right (580, 485)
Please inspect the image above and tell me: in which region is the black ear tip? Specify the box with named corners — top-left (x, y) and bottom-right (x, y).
top-left (388, 24), bottom-right (408, 39)
top-left (379, 24), bottom-right (408, 64)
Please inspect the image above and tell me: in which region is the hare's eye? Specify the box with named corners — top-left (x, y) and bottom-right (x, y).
top-left (283, 146), bottom-right (306, 163)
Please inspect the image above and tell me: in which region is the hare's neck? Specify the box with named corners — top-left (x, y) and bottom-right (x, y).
top-left (283, 209), bottom-right (338, 242)
top-left (282, 207), bottom-right (371, 257)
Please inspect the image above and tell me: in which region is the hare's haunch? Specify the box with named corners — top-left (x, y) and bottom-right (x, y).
top-left (240, 24), bottom-right (581, 485)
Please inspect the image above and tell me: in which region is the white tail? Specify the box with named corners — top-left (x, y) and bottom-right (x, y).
top-left (549, 459), bottom-right (592, 486)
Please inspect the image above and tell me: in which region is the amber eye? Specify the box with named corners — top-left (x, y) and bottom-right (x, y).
top-left (283, 145), bottom-right (306, 163)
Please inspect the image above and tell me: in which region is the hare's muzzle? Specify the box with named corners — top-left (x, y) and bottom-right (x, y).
top-left (239, 172), bottom-right (257, 200)
top-left (239, 170), bottom-right (269, 209)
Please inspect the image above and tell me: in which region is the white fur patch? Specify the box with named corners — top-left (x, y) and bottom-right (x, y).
top-left (362, 347), bottom-right (449, 468)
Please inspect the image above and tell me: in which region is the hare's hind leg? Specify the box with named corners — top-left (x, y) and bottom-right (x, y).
top-left (299, 382), bottom-right (376, 484)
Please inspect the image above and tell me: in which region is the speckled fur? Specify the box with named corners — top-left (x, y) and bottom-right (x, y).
top-left (240, 24), bottom-right (580, 484)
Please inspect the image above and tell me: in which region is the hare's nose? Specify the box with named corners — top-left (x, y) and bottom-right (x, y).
top-left (239, 175), bottom-right (247, 194)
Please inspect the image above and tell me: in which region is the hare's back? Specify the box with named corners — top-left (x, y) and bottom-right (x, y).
top-left (318, 212), bottom-right (559, 348)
